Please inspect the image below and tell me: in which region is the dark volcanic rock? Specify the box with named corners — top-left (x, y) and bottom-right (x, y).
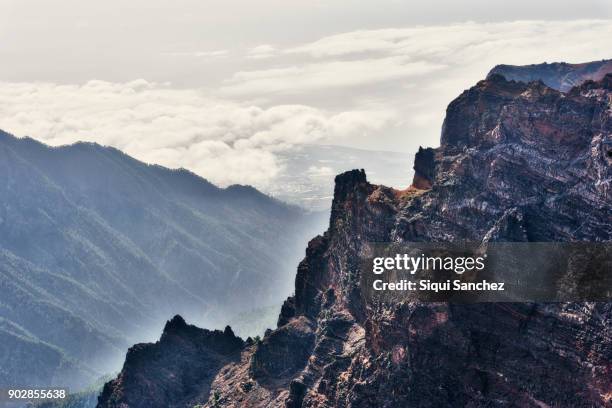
top-left (100, 68), bottom-right (612, 407)
top-left (97, 315), bottom-right (243, 408)
top-left (488, 58), bottom-right (612, 92)
top-left (412, 146), bottom-right (436, 189)
top-left (250, 316), bottom-right (315, 380)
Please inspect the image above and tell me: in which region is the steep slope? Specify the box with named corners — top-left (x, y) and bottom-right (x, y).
top-left (99, 72), bottom-right (612, 407)
top-left (0, 131), bottom-right (326, 389)
top-left (97, 315), bottom-right (244, 408)
top-left (488, 58), bottom-right (612, 92)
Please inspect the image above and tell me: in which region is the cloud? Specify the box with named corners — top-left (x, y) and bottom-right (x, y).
top-left (306, 165), bottom-right (336, 178)
top-left (162, 50), bottom-right (229, 58)
top-left (0, 80), bottom-right (392, 189)
top-left (286, 20), bottom-right (612, 60)
top-left (247, 44), bottom-right (277, 59)
top-left (1, 20), bottom-right (611, 194)
top-left (221, 58), bottom-right (445, 95)
top-left (223, 20), bottom-right (612, 100)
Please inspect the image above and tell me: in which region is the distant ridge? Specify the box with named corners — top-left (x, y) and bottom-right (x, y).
top-left (488, 58), bottom-right (612, 92)
top-left (0, 129), bottom-right (325, 389)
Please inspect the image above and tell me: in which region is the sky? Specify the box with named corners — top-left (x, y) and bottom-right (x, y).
top-left (1, 0), bottom-right (611, 189)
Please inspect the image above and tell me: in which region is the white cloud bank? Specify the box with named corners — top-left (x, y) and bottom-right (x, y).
top-left (224, 20), bottom-right (612, 96)
top-left (0, 80), bottom-right (392, 188)
top-left (1, 20), bottom-right (611, 190)
top-left (222, 59), bottom-right (445, 95)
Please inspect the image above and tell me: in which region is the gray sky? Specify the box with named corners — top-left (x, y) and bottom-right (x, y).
top-left (1, 1), bottom-right (611, 189)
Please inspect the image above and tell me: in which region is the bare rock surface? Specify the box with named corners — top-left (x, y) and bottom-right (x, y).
top-left (98, 69), bottom-right (612, 408)
top-left (488, 58), bottom-right (612, 92)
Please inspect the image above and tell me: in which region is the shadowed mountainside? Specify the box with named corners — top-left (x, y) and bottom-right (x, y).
top-left (0, 130), bottom-right (327, 389)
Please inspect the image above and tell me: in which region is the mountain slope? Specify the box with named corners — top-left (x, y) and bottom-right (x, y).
top-left (0, 130), bottom-right (326, 389)
top-left (98, 71), bottom-right (611, 407)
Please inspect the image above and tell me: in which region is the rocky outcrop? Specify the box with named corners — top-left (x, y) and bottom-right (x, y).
top-left (488, 58), bottom-right (612, 92)
top-left (412, 147), bottom-right (436, 189)
top-left (97, 316), bottom-right (243, 408)
top-left (250, 316), bottom-right (316, 380)
top-left (98, 70), bottom-right (612, 407)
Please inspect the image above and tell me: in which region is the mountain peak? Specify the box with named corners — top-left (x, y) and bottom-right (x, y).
top-left (162, 315), bottom-right (188, 333)
top-left (487, 58), bottom-right (612, 92)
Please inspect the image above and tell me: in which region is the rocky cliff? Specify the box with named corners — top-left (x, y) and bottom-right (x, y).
top-left (98, 70), bottom-right (612, 407)
top-left (97, 315), bottom-right (244, 408)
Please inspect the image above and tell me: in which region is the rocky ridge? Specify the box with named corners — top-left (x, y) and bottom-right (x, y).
top-left (98, 70), bottom-right (612, 407)
top-left (488, 58), bottom-right (612, 92)
top-left (97, 315), bottom-right (244, 408)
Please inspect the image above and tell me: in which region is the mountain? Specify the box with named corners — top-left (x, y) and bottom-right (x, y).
top-left (99, 316), bottom-right (245, 408)
top-left (276, 59), bottom-right (612, 212)
top-left (98, 69), bottom-right (611, 407)
top-left (0, 130), bottom-right (327, 390)
top-left (488, 58), bottom-right (612, 92)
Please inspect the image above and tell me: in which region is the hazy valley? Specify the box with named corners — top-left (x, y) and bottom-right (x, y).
top-left (0, 131), bottom-right (327, 390)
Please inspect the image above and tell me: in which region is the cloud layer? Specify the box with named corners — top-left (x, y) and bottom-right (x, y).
top-left (0, 80), bottom-right (391, 188)
top-left (225, 20), bottom-right (612, 98)
top-left (1, 20), bottom-right (611, 191)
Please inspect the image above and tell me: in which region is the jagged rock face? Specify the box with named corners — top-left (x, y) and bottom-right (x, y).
top-left (250, 316), bottom-right (316, 380)
top-left (260, 74), bottom-right (611, 407)
top-left (488, 59), bottom-right (612, 92)
top-left (97, 316), bottom-right (243, 408)
top-left (99, 73), bottom-right (612, 407)
top-left (415, 74), bottom-right (612, 242)
top-left (412, 147), bottom-right (436, 189)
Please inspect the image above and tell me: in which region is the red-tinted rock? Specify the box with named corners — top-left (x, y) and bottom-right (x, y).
top-left (98, 68), bottom-right (612, 408)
